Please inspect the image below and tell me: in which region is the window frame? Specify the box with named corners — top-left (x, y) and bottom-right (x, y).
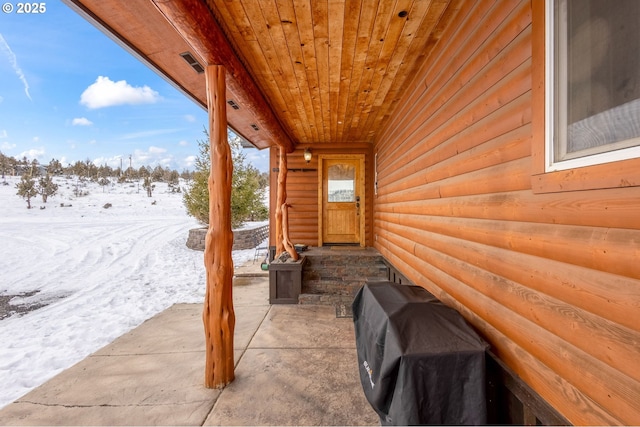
top-left (531, 0), bottom-right (640, 193)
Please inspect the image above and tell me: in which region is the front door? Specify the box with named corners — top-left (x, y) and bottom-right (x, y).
top-left (319, 156), bottom-right (364, 246)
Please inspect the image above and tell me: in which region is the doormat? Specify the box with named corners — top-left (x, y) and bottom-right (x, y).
top-left (330, 246), bottom-right (365, 251)
top-left (335, 304), bottom-right (353, 318)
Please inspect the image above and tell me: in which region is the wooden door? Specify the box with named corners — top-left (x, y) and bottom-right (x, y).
top-left (320, 157), bottom-right (363, 245)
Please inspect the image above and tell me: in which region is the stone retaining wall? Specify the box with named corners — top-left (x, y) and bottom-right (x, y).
top-left (186, 224), bottom-right (269, 251)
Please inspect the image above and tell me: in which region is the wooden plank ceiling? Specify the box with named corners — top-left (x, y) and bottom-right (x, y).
top-left (64, 0), bottom-right (457, 150)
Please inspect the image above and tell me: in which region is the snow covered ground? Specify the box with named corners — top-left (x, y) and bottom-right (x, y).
top-left (0, 175), bottom-right (261, 409)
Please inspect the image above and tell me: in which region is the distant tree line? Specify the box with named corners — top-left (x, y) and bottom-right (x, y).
top-left (0, 151), bottom-right (193, 184)
top-left (1, 151), bottom-right (193, 208)
top-left (3, 139), bottom-right (270, 228)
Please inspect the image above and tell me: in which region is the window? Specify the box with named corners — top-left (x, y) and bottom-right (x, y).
top-left (327, 164), bottom-right (355, 202)
top-left (546, 0), bottom-right (640, 172)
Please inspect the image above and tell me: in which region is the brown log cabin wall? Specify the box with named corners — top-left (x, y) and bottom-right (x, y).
top-left (269, 143), bottom-right (374, 248)
top-left (372, 0), bottom-right (640, 425)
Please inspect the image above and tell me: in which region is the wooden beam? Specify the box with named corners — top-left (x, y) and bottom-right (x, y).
top-left (151, 0), bottom-right (295, 153)
top-left (202, 65), bottom-right (235, 389)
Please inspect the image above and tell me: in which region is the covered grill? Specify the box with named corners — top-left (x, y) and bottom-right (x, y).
top-left (352, 282), bottom-right (489, 425)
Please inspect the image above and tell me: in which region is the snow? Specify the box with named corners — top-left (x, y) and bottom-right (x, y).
top-left (0, 175), bottom-right (261, 409)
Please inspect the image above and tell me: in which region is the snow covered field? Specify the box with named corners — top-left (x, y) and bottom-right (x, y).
top-left (0, 175), bottom-right (259, 409)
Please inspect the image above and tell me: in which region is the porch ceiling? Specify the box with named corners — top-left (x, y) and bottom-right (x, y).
top-left (63, 0), bottom-right (458, 150)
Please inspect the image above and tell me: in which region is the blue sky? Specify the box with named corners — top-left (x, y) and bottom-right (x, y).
top-left (0, 2), bottom-right (269, 172)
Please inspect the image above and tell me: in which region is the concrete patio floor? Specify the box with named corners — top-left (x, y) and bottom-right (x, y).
top-left (0, 262), bottom-right (379, 426)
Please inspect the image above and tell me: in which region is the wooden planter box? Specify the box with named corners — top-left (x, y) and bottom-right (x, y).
top-left (269, 256), bottom-right (306, 304)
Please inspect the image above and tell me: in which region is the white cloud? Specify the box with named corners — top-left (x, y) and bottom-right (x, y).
top-left (134, 150), bottom-right (150, 164)
top-left (0, 33), bottom-right (31, 100)
top-left (149, 146), bottom-right (167, 154)
top-left (125, 147), bottom-right (174, 169)
top-left (80, 76), bottom-right (161, 109)
top-left (120, 128), bottom-right (178, 140)
top-left (32, 136), bottom-right (39, 143)
top-left (0, 129), bottom-right (7, 138)
top-left (178, 140), bottom-right (189, 147)
top-left (19, 147), bottom-right (46, 161)
top-left (72, 117), bottom-right (93, 126)
top-left (183, 155), bottom-right (197, 169)
top-left (1, 142), bottom-right (16, 150)
top-left (91, 155), bottom-right (124, 169)
top-left (184, 114), bottom-right (196, 123)
top-left (159, 157), bottom-right (173, 167)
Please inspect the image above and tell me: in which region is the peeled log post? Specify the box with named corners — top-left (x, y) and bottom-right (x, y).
top-left (203, 65), bottom-right (235, 389)
top-left (275, 148), bottom-right (287, 257)
top-left (282, 203), bottom-right (299, 261)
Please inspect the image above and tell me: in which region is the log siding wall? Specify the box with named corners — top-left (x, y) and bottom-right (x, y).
top-left (373, 1), bottom-right (640, 425)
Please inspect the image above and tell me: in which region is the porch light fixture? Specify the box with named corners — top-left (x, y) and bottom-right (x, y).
top-left (303, 148), bottom-right (312, 163)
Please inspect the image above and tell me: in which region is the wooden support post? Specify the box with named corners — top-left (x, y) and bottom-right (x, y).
top-left (275, 148), bottom-right (287, 257)
top-left (202, 65), bottom-right (235, 389)
top-left (282, 203), bottom-right (299, 261)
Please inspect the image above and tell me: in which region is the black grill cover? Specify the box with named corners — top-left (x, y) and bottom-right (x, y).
top-left (352, 282), bottom-right (489, 425)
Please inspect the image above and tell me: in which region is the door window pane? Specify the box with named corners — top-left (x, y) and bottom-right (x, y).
top-left (328, 164), bottom-right (355, 202)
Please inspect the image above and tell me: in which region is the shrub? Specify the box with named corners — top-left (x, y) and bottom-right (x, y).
top-left (15, 174), bottom-right (38, 208)
top-left (37, 174), bottom-right (59, 202)
top-left (183, 130), bottom-right (268, 228)
top-left (143, 176), bottom-right (155, 197)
